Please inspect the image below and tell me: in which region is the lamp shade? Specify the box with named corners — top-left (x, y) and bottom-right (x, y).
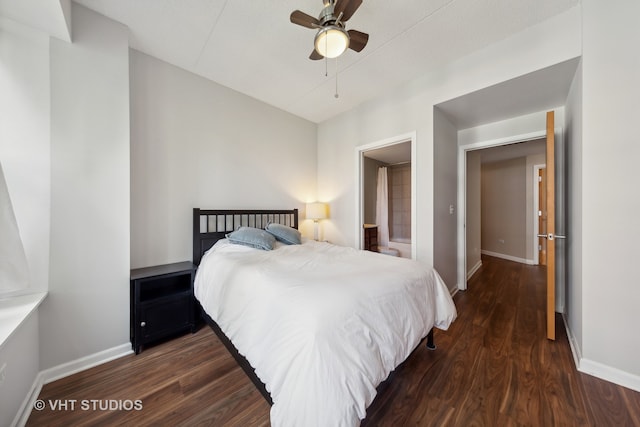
top-left (314, 26), bottom-right (349, 58)
top-left (306, 202), bottom-right (328, 220)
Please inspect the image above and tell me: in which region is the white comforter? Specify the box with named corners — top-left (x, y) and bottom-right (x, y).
top-left (194, 239), bottom-right (457, 427)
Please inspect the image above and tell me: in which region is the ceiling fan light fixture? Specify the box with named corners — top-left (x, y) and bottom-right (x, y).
top-left (314, 26), bottom-right (350, 58)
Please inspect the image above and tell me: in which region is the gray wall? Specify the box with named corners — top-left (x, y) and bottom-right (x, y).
top-left (433, 108), bottom-right (458, 289)
top-left (481, 157), bottom-right (527, 260)
top-left (129, 51), bottom-right (318, 268)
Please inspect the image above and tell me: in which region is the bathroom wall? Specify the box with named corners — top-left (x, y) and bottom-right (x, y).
top-left (388, 163), bottom-right (411, 243)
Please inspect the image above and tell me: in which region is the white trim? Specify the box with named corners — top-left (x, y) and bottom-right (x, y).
top-left (562, 313), bottom-right (582, 369)
top-left (0, 292), bottom-right (47, 351)
top-left (449, 286), bottom-right (459, 298)
top-left (12, 343), bottom-right (132, 427)
top-left (11, 371), bottom-right (44, 427)
top-left (355, 132), bottom-right (417, 260)
top-left (457, 130), bottom-right (546, 290)
top-left (561, 314), bottom-right (639, 393)
top-left (466, 259), bottom-right (482, 280)
top-left (41, 343), bottom-right (132, 385)
top-left (579, 359), bottom-right (640, 393)
top-left (481, 250), bottom-right (534, 265)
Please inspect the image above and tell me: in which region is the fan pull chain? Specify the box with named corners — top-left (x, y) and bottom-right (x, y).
top-left (324, 34), bottom-right (329, 77)
top-left (335, 57), bottom-right (339, 98)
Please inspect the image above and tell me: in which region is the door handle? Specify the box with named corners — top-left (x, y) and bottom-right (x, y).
top-left (537, 233), bottom-right (567, 240)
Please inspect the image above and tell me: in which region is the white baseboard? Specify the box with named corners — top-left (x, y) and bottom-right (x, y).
top-left (40, 343), bottom-right (133, 385)
top-left (579, 358), bottom-right (640, 393)
top-left (12, 343), bottom-right (132, 427)
top-left (481, 250), bottom-right (534, 265)
top-left (12, 371), bottom-right (44, 427)
top-left (467, 260), bottom-right (482, 280)
top-left (562, 313), bottom-right (582, 369)
top-left (561, 314), bottom-right (640, 393)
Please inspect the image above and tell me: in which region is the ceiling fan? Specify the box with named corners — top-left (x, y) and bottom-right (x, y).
top-left (290, 0), bottom-right (369, 60)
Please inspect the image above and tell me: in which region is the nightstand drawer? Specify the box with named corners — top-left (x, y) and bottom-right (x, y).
top-left (139, 293), bottom-right (192, 341)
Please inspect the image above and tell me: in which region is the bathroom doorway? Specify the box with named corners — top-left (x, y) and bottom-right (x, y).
top-left (355, 133), bottom-right (416, 259)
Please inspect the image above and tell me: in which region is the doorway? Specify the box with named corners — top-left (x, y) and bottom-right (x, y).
top-left (457, 127), bottom-right (565, 314)
top-left (355, 132), bottom-right (416, 259)
top-left (467, 138), bottom-right (545, 268)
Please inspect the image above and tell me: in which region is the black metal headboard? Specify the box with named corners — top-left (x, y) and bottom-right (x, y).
top-left (192, 208), bottom-right (299, 265)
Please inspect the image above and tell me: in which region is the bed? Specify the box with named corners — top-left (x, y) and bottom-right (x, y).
top-left (192, 208), bottom-right (457, 427)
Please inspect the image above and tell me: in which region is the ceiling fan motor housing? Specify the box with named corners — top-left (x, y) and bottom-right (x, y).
top-left (319, 1), bottom-right (339, 26)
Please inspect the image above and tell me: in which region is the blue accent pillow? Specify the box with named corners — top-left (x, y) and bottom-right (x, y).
top-left (266, 223), bottom-right (301, 245)
top-left (226, 227), bottom-right (276, 250)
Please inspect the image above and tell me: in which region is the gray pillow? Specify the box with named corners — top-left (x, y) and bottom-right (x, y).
top-left (266, 223), bottom-right (301, 245)
top-left (226, 227), bottom-right (276, 250)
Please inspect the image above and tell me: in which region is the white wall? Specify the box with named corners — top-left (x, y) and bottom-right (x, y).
top-left (318, 9), bottom-right (580, 280)
top-left (0, 312), bottom-right (39, 427)
top-left (0, 18), bottom-right (50, 294)
top-left (579, 0), bottom-right (640, 385)
top-left (129, 51), bottom-right (318, 269)
top-left (39, 4), bottom-right (131, 370)
top-left (0, 17), bottom-right (50, 424)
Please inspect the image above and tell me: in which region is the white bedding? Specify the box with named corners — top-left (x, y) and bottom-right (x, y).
top-left (194, 239), bottom-right (457, 427)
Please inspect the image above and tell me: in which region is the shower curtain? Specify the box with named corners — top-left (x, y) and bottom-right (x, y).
top-left (375, 166), bottom-right (390, 248)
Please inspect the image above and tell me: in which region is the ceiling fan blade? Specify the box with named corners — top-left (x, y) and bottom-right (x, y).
top-left (347, 29), bottom-right (369, 52)
top-left (290, 10), bottom-right (319, 29)
top-left (309, 49), bottom-right (323, 60)
top-left (334, 0), bottom-right (363, 22)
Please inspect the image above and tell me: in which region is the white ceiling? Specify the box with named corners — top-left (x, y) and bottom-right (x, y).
top-left (364, 141), bottom-right (411, 165)
top-left (479, 138), bottom-right (545, 164)
top-left (0, 0), bottom-right (71, 42)
top-left (1, 0), bottom-right (580, 124)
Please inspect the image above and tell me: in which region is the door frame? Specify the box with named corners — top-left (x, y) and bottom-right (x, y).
top-left (456, 130), bottom-right (546, 291)
top-left (355, 131), bottom-right (417, 259)
top-left (533, 164), bottom-right (546, 265)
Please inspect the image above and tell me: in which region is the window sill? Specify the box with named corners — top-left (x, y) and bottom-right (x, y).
top-left (0, 291), bottom-right (47, 350)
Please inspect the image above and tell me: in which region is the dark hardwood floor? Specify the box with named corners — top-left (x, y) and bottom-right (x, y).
top-left (27, 256), bottom-right (640, 426)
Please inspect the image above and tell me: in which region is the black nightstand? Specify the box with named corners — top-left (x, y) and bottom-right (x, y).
top-left (130, 261), bottom-right (196, 354)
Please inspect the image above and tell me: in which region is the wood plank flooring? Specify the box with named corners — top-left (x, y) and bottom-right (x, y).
top-left (27, 255), bottom-right (640, 426)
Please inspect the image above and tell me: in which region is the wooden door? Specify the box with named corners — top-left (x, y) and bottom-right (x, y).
top-left (544, 111), bottom-right (556, 340)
